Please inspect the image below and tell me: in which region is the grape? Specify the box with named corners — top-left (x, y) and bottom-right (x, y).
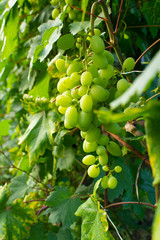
top-left (90, 35), bottom-right (105, 54)
top-left (114, 90), bottom-right (121, 99)
top-left (64, 119), bottom-right (73, 129)
top-left (94, 28), bottom-right (101, 36)
top-left (103, 122), bottom-right (121, 135)
top-left (78, 111), bottom-right (93, 131)
top-left (108, 176), bottom-right (117, 189)
top-left (78, 86), bottom-right (88, 97)
top-left (96, 146), bottom-right (106, 155)
top-left (65, 0), bottom-right (72, 4)
top-left (92, 52), bottom-right (108, 69)
top-left (101, 176), bottom-right (109, 189)
top-left (99, 153), bottom-right (108, 166)
top-left (57, 79), bottom-right (67, 93)
top-left (63, 90), bottom-right (72, 98)
top-left (56, 95), bottom-right (72, 107)
top-left (57, 34), bottom-right (75, 51)
top-left (104, 50), bottom-right (114, 65)
top-left (107, 141), bottom-right (121, 157)
top-left (69, 10), bottom-right (76, 20)
top-left (117, 79), bottom-right (130, 93)
top-left (65, 106), bottom-right (78, 128)
top-left (98, 64), bottom-right (114, 81)
top-left (85, 125), bottom-right (101, 142)
top-left (63, 77), bottom-right (75, 89)
top-left (115, 166), bottom-right (122, 173)
top-left (58, 106), bottom-right (67, 114)
top-left (90, 84), bottom-right (109, 102)
top-left (88, 64), bottom-right (98, 78)
top-left (83, 139), bottom-right (97, 153)
top-left (52, 8), bottom-right (59, 19)
top-left (123, 57), bottom-right (135, 71)
top-left (80, 131), bottom-right (86, 138)
top-left (56, 59), bottom-right (66, 73)
top-left (70, 72), bottom-right (80, 85)
top-left (71, 87), bottom-right (81, 99)
top-left (93, 114), bottom-right (101, 127)
top-left (80, 94), bottom-right (93, 112)
top-left (67, 61), bottom-right (82, 76)
top-left (80, 71), bottom-right (93, 86)
top-left (51, 0), bottom-right (59, 5)
top-left (82, 155), bottom-right (96, 165)
top-left (97, 134), bottom-right (109, 146)
top-left (88, 164), bottom-right (100, 178)
top-left (102, 165), bottom-right (109, 171)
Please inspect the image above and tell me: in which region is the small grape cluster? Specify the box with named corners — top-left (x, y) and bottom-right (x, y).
top-left (53, 34), bottom-right (137, 190)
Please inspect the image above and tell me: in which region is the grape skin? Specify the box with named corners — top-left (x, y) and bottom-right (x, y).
top-left (108, 176), bottom-right (117, 189)
top-left (82, 155), bottom-right (96, 165)
top-left (88, 165), bottom-right (100, 178)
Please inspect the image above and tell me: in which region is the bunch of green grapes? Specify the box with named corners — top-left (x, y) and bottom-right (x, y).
top-left (53, 34), bottom-right (137, 190)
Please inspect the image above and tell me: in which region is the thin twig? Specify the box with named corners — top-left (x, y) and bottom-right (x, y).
top-left (135, 159), bottom-right (145, 202)
top-left (146, 93), bottom-right (160, 102)
top-left (105, 201), bottom-right (156, 209)
top-left (107, 213), bottom-right (124, 240)
top-left (114, 0), bottom-right (124, 34)
top-left (127, 25), bottom-right (160, 29)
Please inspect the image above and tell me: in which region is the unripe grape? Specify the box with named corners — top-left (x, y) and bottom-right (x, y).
top-left (63, 90), bottom-right (72, 98)
top-left (88, 164), bottom-right (100, 178)
top-left (90, 84), bottom-right (109, 102)
top-left (90, 35), bottom-right (105, 54)
top-left (56, 59), bottom-right (66, 73)
top-left (81, 71), bottom-right (93, 86)
top-left (52, 8), bottom-right (59, 19)
top-left (78, 86), bottom-right (88, 97)
top-left (65, 0), bottom-right (72, 4)
top-left (51, 0), bottom-right (59, 5)
top-left (69, 10), bottom-right (76, 20)
top-left (88, 64), bottom-right (98, 78)
top-left (80, 94), bottom-right (93, 112)
top-left (123, 57), bottom-right (135, 71)
top-left (101, 176), bottom-right (109, 189)
top-left (92, 52), bottom-right (108, 69)
top-left (56, 95), bottom-right (72, 107)
top-left (103, 122), bottom-right (121, 135)
top-left (108, 176), bottom-right (117, 189)
top-left (107, 141), bottom-right (121, 157)
top-left (115, 90), bottom-right (121, 99)
top-left (65, 106), bottom-right (78, 128)
top-left (83, 140), bottom-right (97, 153)
top-left (58, 106), bottom-right (67, 114)
top-left (82, 155), bottom-right (96, 165)
top-left (80, 131), bottom-right (86, 138)
top-left (102, 165), bottom-right (109, 171)
top-left (70, 72), bottom-right (80, 85)
top-left (71, 87), bottom-right (81, 99)
top-left (104, 50), bottom-right (114, 65)
top-left (78, 111), bottom-right (93, 131)
top-left (96, 146), bottom-right (106, 155)
top-left (94, 28), bottom-right (101, 36)
top-left (97, 134), bottom-right (109, 146)
top-left (57, 79), bottom-right (67, 93)
top-left (62, 77), bottom-right (74, 89)
top-left (115, 166), bottom-right (122, 173)
top-left (117, 79), bottom-right (130, 93)
top-left (67, 61), bottom-right (82, 76)
top-left (99, 153), bottom-right (108, 166)
top-left (85, 125), bottom-right (101, 142)
top-left (98, 64), bottom-right (114, 81)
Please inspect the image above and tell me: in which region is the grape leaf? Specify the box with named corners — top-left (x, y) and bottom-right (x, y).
top-left (110, 50), bottom-right (160, 109)
top-left (75, 196), bottom-right (114, 240)
top-left (18, 111), bottom-right (58, 165)
top-left (45, 186), bottom-right (81, 227)
top-left (56, 146), bottom-right (75, 171)
top-left (152, 198), bottom-right (160, 240)
top-left (56, 228), bottom-right (73, 240)
top-left (0, 119), bottom-right (10, 136)
top-left (28, 222), bottom-right (46, 240)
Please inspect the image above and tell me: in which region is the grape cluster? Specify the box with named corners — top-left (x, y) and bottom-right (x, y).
top-left (53, 34), bottom-right (137, 190)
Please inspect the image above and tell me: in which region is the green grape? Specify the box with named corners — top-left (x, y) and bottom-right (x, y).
top-left (98, 64), bottom-right (114, 81)
top-left (64, 119), bottom-right (72, 129)
top-left (83, 139), bottom-right (97, 153)
top-left (92, 52), bottom-right (108, 69)
top-left (88, 164), bottom-right (100, 178)
top-left (103, 122), bottom-right (121, 135)
top-left (96, 146), bottom-right (106, 155)
top-left (90, 84), bottom-right (109, 102)
top-left (108, 176), bottom-right (117, 189)
top-left (71, 87), bottom-right (81, 99)
top-left (98, 153), bottom-right (108, 166)
top-left (102, 165), bottom-right (109, 171)
top-left (114, 90), bottom-right (121, 99)
top-left (70, 72), bottom-right (80, 85)
top-left (80, 94), bottom-right (93, 112)
top-left (63, 77), bottom-right (75, 89)
top-left (117, 79), bottom-right (130, 93)
top-left (94, 28), bottom-right (101, 36)
top-left (67, 61), bottom-right (82, 76)
top-left (55, 59), bottom-right (66, 73)
top-left (78, 86), bottom-right (88, 97)
top-left (58, 106), bottom-right (67, 114)
top-left (78, 111), bottom-right (93, 131)
top-left (85, 125), bottom-right (101, 142)
top-left (90, 35), bottom-right (105, 54)
top-left (82, 155), bottom-right (96, 165)
top-left (65, 0), bottom-right (72, 4)
top-left (80, 131), bottom-right (86, 138)
top-left (51, 0), bottom-right (59, 5)
top-left (56, 95), bottom-right (72, 107)
top-left (88, 64), bottom-right (98, 78)
top-left (63, 5), bottom-right (71, 13)
top-left (107, 141), bottom-right (121, 157)
top-left (52, 8), bottom-right (59, 19)
top-left (65, 106), bottom-right (78, 128)
top-left (104, 50), bottom-right (114, 65)
top-left (80, 71), bottom-right (93, 86)
top-left (97, 134), bottom-right (109, 146)
top-left (115, 166), bottom-right (122, 173)
top-left (57, 79), bottom-right (67, 93)
top-left (101, 176), bottom-right (109, 189)
top-left (69, 10), bottom-right (76, 20)
top-left (62, 90), bottom-right (72, 98)
top-left (123, 57), bottom-right (135, 71)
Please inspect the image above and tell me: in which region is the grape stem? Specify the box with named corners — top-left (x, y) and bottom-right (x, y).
top-left (105, 201), bottom-right (156, 209)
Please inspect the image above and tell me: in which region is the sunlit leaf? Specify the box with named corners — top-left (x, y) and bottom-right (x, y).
top-left (152, 198), bottom-right (160, 240)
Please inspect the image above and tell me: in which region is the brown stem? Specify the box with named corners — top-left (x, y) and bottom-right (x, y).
top-left (135, 160), bottom-right (145, 202)
top-left (105, 201), bottom-right (156, 210)
top-left (127, 25), bottom-right (160, 29)
top-left (114, 0), bottom-right (124, 34)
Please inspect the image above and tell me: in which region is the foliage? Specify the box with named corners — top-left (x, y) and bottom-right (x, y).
top-left (0, 0), bottom-right (160, 239)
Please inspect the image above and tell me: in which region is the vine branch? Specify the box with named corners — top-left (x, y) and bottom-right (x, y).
top-left (105, 201), bottom-right (156, 210)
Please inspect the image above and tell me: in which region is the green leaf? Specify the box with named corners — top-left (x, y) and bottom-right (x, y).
top-left (75, 196), bottom-right (113, 240)
top-left (110, 50), bottom-right (160, 109)
top-left (56, 228), bottom-right (73, 240)
top-left (8, 174), bottom-right (29, 204)
top-left (56, 146), bottom-right (75, 171)
top-left (57, 33), bottom-right (75, 51)
top-left (28, 222), bottom-right (46, 240)
top-left (152, 198), bottom-right (160, 240)
top-left (0, 185), bottom-right (10, 211)
top-left (0, 120), bottom-right (10, 136)
top-left (18, 111), bottom-right (57, 165)
top-left (69, 21), bottom-right (90, 35)
top-left (45, 186), bottom-right (81, 227)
